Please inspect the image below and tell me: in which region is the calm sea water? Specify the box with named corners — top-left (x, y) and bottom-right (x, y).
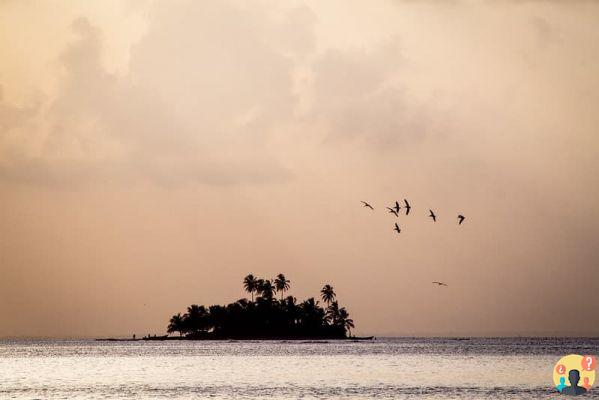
top-left (1, 337), bottom-right (598, 399)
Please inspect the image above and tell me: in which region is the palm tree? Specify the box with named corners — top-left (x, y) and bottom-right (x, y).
top-left (283, 295), bottom-right (297, 312)
top-left (337, 307), bottom-right (355, 337)
top-left (258, 279), bottom-right (275, 301)
top-left (243, 274), bottom-right (259, 302)
top-left (254, 279), bottom-right (265, 296)
top-left (299, 297), bottom-right (326, 331)
top-left (208, 305), bottom-right (226, 334)
top-left (274, 273), bottom-right (291, 300)
top-left (236, 298), bottom-right (251, 309)
top-left (320, 284), bottom-right (336, 306)
top-left (167, 313), bottom-right (185, 337)
top-left (326, 300), bottom-right (340, 324)
top-left (186, 304), bottom-right (209, 333)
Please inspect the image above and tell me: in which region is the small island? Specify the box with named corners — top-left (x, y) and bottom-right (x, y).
top-left (165, 274), bottom-right (356, 339)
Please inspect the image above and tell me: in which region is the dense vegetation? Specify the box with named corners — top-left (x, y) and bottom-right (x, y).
top-left (167, 274), bottom-right (354, 339)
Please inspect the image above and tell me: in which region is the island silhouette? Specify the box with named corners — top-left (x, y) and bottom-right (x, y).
top-left (161, 274), bottom-right (358, 340)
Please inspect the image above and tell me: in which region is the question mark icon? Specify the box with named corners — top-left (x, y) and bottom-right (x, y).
top-left (581, 355), bottom-right (596, 372)
top-left (556, 363), bottom-right (566, 374)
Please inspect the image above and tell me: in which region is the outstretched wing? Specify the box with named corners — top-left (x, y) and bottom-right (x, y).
top-left (429, 210), bottom-right (436, 221)
top-left (361, 201), bottom-right (374, 209)
top-left (403, 200), bottom-right (411, 215)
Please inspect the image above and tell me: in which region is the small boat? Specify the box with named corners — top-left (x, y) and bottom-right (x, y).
top-left (350, 336), bottom-right (375, 340)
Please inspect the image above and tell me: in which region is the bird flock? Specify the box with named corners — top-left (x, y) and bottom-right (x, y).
top-left (360, 199), bottom-right (466, 288)
top-left (361, 199), bottom-right (465, 232)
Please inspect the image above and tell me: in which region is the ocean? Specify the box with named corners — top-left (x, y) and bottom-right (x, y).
top-left (0, 337), bottom-right (597, 399)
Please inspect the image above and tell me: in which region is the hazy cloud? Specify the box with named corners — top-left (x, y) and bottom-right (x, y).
top-left (310, 41), bottom-right (435, 148)
top-left (0, 3), bottom-right (314, 186)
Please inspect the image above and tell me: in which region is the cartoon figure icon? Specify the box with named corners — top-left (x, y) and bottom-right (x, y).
top-left (561, 369), bottom-right (587, 396)
top-left (556, 376), bottom-right (567, 392)
top-left (554, 354), bottom-right (595, 395)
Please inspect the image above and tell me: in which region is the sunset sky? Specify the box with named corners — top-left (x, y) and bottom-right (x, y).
top-left (1, 0), bottom-right (598, 338)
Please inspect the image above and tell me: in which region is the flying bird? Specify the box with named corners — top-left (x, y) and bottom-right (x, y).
top-left (429, 210), bottom-right (436, 222)
top-left (394, 223), bottom-right (401, 233)
top-left (403, 199), bottom-right (411, 215)
top-left (458, 215), bottom-right (465, 225)
top-left (394, 201), bottom-right (401, 213)
top-left (387, 207), bottom-right (399, 217)
top-left (361, 201), bottom-right (374, 210)
top-left (432, 281), bottom-right (448, 287)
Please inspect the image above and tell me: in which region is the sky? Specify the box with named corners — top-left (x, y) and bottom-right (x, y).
top-left (0, 0), bottom-right (598, 338)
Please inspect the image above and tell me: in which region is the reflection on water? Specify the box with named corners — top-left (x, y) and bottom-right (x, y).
top-left (0, 338), bottom-right (598, 399)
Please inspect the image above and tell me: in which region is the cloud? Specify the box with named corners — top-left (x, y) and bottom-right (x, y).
top-left (0, 86), bottom-right (37, 132)
top-left (0, 2), bottom-right (316, 186)
top-left (309, 40), bottom-right (434, 148)
top-left (0, 1), bottom-right (449, 187)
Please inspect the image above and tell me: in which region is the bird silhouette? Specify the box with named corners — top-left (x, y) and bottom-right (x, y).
top-left (394, 223), bottom-right (401, 233)
top-left (429, 210), bottom-right (436, 222)
top-left (394, 201), bottom-right (401, 213)
top-left (458, 215), bottom-right (465, 225)
top-left (361, 201), bottom-right (374, 210)
top-left (387, 207), bottom-right (399, 217)
top-left (403, 199), bottom-right (411, 215)
top-left (432, 281), bottom-right (448, 287)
